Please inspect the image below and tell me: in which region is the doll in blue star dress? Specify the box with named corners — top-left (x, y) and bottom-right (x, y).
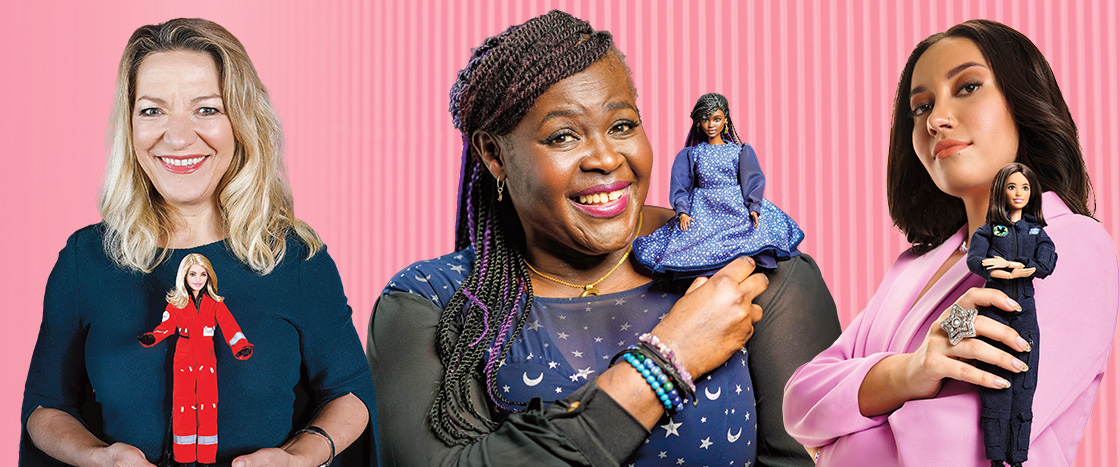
top-left (966, 162), bottom-right (1057, 467)
top-left (634, 93), bottom-right (804, 278)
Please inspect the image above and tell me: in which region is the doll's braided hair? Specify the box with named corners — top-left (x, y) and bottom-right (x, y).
top-left (684, 92), bottom-right (743, 147)
top-left (434, 10), bottom-right (615, 445)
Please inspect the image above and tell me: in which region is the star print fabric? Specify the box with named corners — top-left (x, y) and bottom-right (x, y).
top-left (495, 282), bottom-right (758, 466)
top-left (634, 143), bottom-right (803, 277)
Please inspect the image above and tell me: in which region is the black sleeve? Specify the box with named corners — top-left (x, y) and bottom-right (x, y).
top-left (748, 254), bottom-right (841, 467)
top-left (367, 292), bottom-right (649, 467)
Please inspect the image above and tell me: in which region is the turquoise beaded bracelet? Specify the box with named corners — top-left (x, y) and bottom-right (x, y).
top-left (622, 351), bottom-right (684, 413)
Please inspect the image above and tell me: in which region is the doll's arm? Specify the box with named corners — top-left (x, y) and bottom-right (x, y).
top-left (669, 147), bottom-right (694, 216)
top-left (1020, 226), bottom-right (1057, 280)
top-left (215, 302), bottom-right (252, 359)
top-left (965, 227), bottom-right (994, 280)
top-left (139, 305), bottom-right (178, 347)
top-left (738, 144), bottom-right (766, 214)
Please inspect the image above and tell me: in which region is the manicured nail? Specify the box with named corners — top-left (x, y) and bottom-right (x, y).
top-left (1014, 359), bottom-right (1028, 372)
top-left (995, 377), bottom-right (1011, 389)
top-left (1006, 297), bottom-right (1022, 311)
top-left (744, 256), bottom-right (756, 267)
top-left (1017, 337), bottom-right (1031, 352)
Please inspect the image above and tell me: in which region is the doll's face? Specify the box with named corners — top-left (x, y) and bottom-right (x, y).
top-left (186, 264), bottom-right (209, 293)
top-left (909, 37), bottom-right (1019, 201)
top-left (699, 110), bottom-right (727, 142)
top-left (1004, 171), bottom-right (1030, 212)
top-left (484, 57), bottom-right (652, 257)
top-left (132, 50), bottom-right (236, 214)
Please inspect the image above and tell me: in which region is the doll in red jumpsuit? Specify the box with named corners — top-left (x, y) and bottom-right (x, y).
top-left (139, 253), bottom-right (253, 464)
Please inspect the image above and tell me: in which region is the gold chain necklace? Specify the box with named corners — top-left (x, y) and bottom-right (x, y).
top-left (524, 212), bottom-right (642, 297)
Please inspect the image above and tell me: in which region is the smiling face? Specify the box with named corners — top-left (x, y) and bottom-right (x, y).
top-left (186, 264), bottom-right (209, 293)
top-left (132, 50), bottom-right (235, 212)
top-left (489, 56), bottom-right (652, 256)
top-left (1004, 171), bottom-right (1031, 212)
top-left (699, 109), bottom-right (727, 143)
top-left (908, 37), bottom-right (1019, 200)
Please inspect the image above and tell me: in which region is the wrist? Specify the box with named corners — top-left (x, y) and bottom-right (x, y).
top-left (283, 426), bottom-right (335, 467)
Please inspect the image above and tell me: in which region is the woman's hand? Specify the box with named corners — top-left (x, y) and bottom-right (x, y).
top-left (982, 256), bottom-right (1024, 270)
top-left (858, 288), bottom-right (1030, 416)
top-left (650, 256), bottom-right (768, 378)
top-left (232, 447), bottom-right (305, 467)
top-left (679, 214), bottom-right (693, 231)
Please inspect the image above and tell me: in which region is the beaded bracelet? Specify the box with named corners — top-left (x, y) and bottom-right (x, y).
top-left (638, 333), bottom-right (696, 393)
top-left (622, 350), bottom-right (684, 413)
top-left (636, 341), bottom-right (696, 406)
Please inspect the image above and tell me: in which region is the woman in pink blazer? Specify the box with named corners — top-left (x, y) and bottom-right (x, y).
top-left (782, 20), bottom-right (1117, 466)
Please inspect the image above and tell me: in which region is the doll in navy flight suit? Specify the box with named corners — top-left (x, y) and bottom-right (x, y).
top-left (965, 162), bottom-right (1057, 467)
top-left (139, 253), bottom-right (253, 464)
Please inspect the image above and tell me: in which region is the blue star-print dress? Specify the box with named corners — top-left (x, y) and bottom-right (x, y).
top-left (634, 143), bottom-right (803, 278)
top-left (388, 249), bottom-right (758, 466)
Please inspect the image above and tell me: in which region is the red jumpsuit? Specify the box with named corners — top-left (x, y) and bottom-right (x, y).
top-left (141, 294), bottom-right (252, 464)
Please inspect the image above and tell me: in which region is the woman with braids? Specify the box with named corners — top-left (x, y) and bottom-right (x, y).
top-left (22, 18), bottom-right (374, 466)
top-left (783, 20), bottom-right (1117, 466)
top-left (634, 92), bottom-right (805, 278)
top-left (368, 10), bottom-right (839, 467)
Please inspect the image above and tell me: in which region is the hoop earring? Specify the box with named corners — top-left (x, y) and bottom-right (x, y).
top-left (496, 177), bottom-right (506, 201)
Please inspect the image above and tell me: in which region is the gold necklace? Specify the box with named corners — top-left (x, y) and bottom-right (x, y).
top-left (524, 212), bottom-right (642, 297)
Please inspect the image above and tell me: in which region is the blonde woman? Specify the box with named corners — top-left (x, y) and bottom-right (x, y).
top-left (139, 253), bottom-right (253, 465)
top-left (21, 18), bottom-right (374, 467)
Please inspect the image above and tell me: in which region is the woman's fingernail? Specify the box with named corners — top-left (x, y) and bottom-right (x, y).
top-left (995, 377), bottom-right (1011, 389)
top-left (1006, 298), bottom-right (1022, 311)
top-left (1017, 337), bottom-right (1031, 352)
top-left (745, 256), bottom-right (756, 267)
top-left (1014, 359), bottom-right (1028, 372)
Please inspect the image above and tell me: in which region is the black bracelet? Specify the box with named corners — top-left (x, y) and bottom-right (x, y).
top-left (296, 425), bottom-right (335, 466)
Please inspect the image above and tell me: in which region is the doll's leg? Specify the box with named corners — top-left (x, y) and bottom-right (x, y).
top-left (197, 364), bottom-right (220, 464)
top-left (979, 306), bottom-right (1014, 462)
top-left (172, 363), bottom-right (199, 463)
top-left (1008, 312), bottom-right (1039, 464)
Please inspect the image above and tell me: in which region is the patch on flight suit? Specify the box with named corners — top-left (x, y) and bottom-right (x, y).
top-left (993, 225), bottom-right (1010, 237)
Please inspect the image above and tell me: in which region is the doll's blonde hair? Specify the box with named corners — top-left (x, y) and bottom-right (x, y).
top-left (99, 18), bottom-right (321, 274)
top-left (167, 253), bottom-right (223, 309)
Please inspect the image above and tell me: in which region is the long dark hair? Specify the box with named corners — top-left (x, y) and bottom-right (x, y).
top-left (987, 162), bottom-right (1045, 227)
top-left (683, 92), bottom-right (742, 147)
top-left (435, 10), bottom-right (618, 445)
top-left (886, 19), bottom-right (1094, 253)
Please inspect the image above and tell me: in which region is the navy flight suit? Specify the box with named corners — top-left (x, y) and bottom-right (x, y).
top-left (966, 214), bottom-right (1057, 465)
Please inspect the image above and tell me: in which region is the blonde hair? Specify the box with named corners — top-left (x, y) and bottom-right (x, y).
top-left (167, 253), bottom-right (223, 309)
top-left (99, 18), bottom-right (321, 274)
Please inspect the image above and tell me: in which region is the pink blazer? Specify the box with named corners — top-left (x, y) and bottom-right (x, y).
top-left (783, 192), bottom-right (1118, 466)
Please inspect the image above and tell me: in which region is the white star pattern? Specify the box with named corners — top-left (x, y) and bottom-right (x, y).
top-left (585, 306), bottom-right (592, 312)
top-left (548, 361), bottom-right (558, 369)
top-left (526, 320), bottom-right (542, 331)
top-left (557, 332), bottom-right (569, 340)
top-left (569, 374), bottom-right (580, 382)
top-left (660, 418), bottom-right (682, 437)
top-left (615, 298), bottom-right (627, 305)
top-left (701, 417), bottom-right (707, 423)
top-left (658, 451), bottom-right (667, 459)
top-left (620, 322), bottom-right (631, 331)
top-left (571, 350), bottom-right (583, 358)
top-left (526, 352), bottom-right (533, 361)
top-left (559, 315), bottom-right (566, 320)
top-left (658, 313), bottom-right (668, 320)
top-left (677, 458), bottom-right (685, 465)
top-left (594, 337), bottom-right (603, 343)
top-left (700, 437), bottom-right (713, 449)
top-left (575, 367), bottom-right (595, 380)
top-left (618, 340), bottom-right (626, 346)
top-left (736, 384), bottom-right (742, 394)
top-left (503, 385), bottom-right (510, 393)
top-left (449, 264), bottom-right (466, 273)
top-left (555, 387), bottom-right (562, 393)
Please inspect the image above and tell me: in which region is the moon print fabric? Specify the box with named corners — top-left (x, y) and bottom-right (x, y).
top-left (387, 248), bottom-right (758, 466)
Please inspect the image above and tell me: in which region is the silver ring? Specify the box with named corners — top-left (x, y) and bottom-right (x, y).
top-left (939, 304), bottom-right (978, 345)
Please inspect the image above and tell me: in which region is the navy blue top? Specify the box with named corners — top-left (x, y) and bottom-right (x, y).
top-left (21, 224), bottom-right (377, 466)
top-left (966, 216), bottom-right (1058, 303)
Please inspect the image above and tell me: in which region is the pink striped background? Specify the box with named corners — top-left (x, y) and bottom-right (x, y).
top-left (2, 0), bottom-right (1117, 464)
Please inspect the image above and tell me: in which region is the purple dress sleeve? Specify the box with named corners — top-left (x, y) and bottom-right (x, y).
top-left (669, 147), bottom-right (693, 216)
top-left (738, 144), bottom-right (766, 215)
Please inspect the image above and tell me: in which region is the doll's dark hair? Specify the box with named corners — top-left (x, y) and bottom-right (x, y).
top-left (987, 162), bottom-right (1046, 227)
top-left (435, 10), bottom-right (619, 445)
top-left (886, 19), bottom-right (1094, 254)
top-left (684, 92), bottom-right (742, 147)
